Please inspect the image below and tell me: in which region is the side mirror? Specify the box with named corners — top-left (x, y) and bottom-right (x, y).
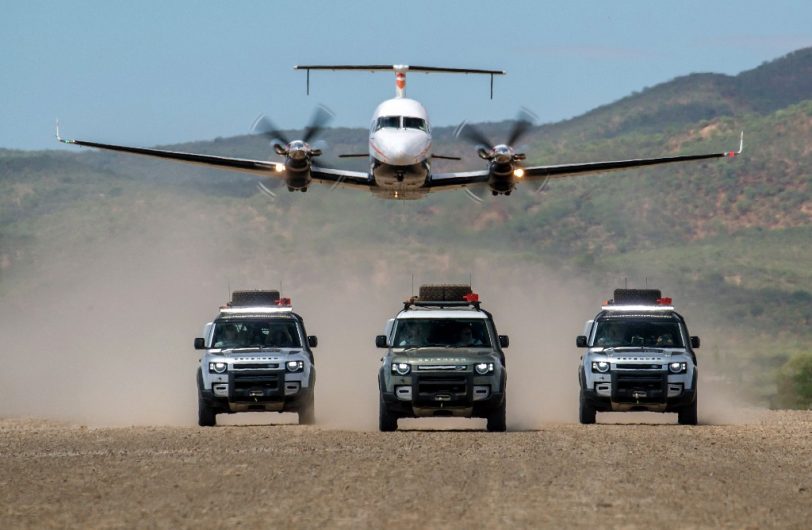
top-left (498, 335), bottom-right (509, 348)
top-left (307, 336), bottom-right (318, 348)
top-left (690, 336), bottom-right (700, 349)
top-left (576, 336), bottom-right (587, 348)
top-left (194, 337), bottom-right (206, 350)
top-left (375, 335), bottom-right (389, 348)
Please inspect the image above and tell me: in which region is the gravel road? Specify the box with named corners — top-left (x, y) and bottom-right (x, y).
top-left (1, 411), bottom-right (810, 529)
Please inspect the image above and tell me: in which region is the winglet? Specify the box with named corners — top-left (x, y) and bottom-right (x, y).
top-left (725, 130), bottom-right (744, 158)
top-left (55, 119), bottom-right (73, 144)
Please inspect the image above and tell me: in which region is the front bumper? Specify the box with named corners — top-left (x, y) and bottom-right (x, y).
top-left (200, 369), bottom-right (313, 413)
top-left (582, 369), bottom-right (696, 412)
top-left (381, 371), bottom-right (505, 418)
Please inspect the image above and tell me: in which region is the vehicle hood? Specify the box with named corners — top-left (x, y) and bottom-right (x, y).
top-left (393, 348), bottom-right (495, 364)
top-left (589, 347), bottom-right (690, 360)
top-left (209, 347), bottom-right (303, 357)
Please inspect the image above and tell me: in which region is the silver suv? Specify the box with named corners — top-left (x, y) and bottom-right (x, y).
top-left (576, 289), bottom-right (699, 425)
top-left (376, 285), bottom-right (509, 432)
top-left (194, 290), bottom-right (318, 426)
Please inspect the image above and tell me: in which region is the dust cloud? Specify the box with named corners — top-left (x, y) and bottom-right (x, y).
top-left (0, 198), bottom-right (761, 429)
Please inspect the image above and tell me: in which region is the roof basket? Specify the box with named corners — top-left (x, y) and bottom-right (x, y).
top-left (404, 284), bottom-right (481, 310)
top-left (228, 290), bottom-right (281, 307)
top-left (610, 289), bottom-right (662, 305)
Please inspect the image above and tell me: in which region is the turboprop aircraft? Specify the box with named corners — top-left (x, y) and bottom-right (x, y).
top-left (57, 64), bottom-right (743, 200)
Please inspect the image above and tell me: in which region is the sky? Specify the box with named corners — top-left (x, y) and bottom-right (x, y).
top-left (2, 0), bottom-right (811, 150)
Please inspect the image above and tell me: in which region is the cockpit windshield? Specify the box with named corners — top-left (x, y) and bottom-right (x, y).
top-left (403, 117), bottom-right (428, 132)
top-left (393, 319), bottom-right (491, 349)
top-left (212, 319), bottom-right (301, 349)
top-left (374, 116), bottom-right (428, 132)
top-left (592, 319), bottom-right (684, 348)
top-left (375, 116), bottom-right (401, 130)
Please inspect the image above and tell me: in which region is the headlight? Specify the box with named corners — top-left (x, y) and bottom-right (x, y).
top-left (669, 362), bottom-right (687, 374)
top-left (591, 361), bottom-right (610, 373)
top-left (474, 362), bottom-right (494, 375)
top-left (209, 361), bottom-right (228, 374)
top-left (391, 362), bottom-right (411, 376)
top-left (286, 360), bottom-right (304, 372)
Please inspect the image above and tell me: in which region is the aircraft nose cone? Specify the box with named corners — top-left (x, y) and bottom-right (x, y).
top-left (387, 147), bottom-right (415, 166)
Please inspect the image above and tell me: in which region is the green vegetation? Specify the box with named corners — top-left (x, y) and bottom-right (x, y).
top-left (774, 352), bottom-right (812, 409)
top-left (2, 47), bottom-right (811, 408)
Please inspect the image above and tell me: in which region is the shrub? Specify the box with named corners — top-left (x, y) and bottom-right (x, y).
top-left (774, 351), bottom-right (812, 409)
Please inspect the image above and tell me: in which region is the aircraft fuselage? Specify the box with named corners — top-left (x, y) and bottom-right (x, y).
top-left (367, 97), bottom-right (432, 199)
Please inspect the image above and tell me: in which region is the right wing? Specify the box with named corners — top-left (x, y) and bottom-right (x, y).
top-left (426, 132), bottom-right (743, 190)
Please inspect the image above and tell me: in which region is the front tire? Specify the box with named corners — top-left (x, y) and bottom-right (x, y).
top-left (379, 396), bottom-right (398, 432)
top-left (198, 398), bottom-right (216, 427)
top-left (579, 389), bottom-right (597, 424)
top-left (678, 394), bottom-right (698, 425)
top-left (486, 399), bottom-right (507, 432)
top-left (298, 392), bottom-right (316, 425)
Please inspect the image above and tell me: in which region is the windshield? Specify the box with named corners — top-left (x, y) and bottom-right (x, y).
top-left (375, 116), bottom-right (401, 130)
top-left (212, 320), bottom-right (301, 349)
top-left (403, 117), bottom-right (428, 132)
top-left (592, 319), bottom-right (684, 348)
top-left (393, 318), bottom-right (491, 348)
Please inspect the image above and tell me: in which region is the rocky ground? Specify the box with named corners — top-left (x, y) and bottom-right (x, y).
top-left (1, 411), bottom-right (811, 529)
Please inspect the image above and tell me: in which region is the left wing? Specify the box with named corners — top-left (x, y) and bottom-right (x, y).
top-left (428, 134), bottom-right (743, 190)
top-left (57, 128), bottom-right (372, 189)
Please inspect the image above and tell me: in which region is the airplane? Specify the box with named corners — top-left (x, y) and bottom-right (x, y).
top-left (57, 64), bottom-right (743, 200)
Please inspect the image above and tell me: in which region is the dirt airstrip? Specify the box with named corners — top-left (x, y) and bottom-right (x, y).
top-left (1, 411), bottom-right (810, 529)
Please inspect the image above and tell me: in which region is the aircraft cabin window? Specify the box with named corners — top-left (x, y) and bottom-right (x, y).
top-left (403, 117), bottom-right (428, 132)
top-left (376, 116), bottom-right (401, 130)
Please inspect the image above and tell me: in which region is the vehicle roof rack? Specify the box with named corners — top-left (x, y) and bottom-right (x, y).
top-left (403, 300), bottom-right (481, 310)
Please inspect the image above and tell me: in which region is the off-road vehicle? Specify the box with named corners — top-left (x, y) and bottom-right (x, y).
top-left (376, 284), bottom-right (509, 432)
top-left (576, 289), bottom-right (699, 424)
top-left (193, 290), bottom-right (318, 426)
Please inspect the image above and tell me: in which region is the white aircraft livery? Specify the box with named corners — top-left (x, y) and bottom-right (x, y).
top-left (58, 64), bottom-right (743, 200)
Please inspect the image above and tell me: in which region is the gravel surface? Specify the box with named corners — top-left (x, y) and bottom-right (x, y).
top-left (1, 411), bottom-right (811, 529)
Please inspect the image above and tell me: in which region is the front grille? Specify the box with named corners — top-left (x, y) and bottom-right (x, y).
top-left (232, 363), bottom-right (280, 370)
top-left (229, 371), bottom-right (282, 402)
top-left (615, 364), bottom-right (663, 370)
top-left (611, 371), bottom-right (667, 403)
top-left (413, 374), bottom-right (471, 406)
top-left (417, 365), bottom-right (466, 371)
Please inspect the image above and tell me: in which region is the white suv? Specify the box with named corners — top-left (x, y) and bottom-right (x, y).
top-left (194, 290), bottom-right (318, 426)
top-left (576, 289), bottom-right (699, 425)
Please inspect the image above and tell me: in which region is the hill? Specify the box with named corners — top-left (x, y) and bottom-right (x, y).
top-left (1, 47), bottom-right (811, 406)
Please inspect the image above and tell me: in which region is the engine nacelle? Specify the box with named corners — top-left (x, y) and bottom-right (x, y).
top-left (283, 157), bottom-right (312, 191)
top-left (487, 161), bottom-right (516, 195)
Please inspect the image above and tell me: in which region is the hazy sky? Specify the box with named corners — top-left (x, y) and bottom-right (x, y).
top-left (2, 0), bottom-right (811, 150)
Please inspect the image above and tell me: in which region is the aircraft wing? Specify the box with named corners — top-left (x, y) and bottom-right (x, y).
top-left (427, 170), bottom-right (490, 190)
top-left (519, 148), bottom-right (740, 181)
top-left (428, 134), bottom-right (743, 190)
top-left (57, 133), bottom-right (372, 189)
top-left (309, 166), bottom-right (374, 189)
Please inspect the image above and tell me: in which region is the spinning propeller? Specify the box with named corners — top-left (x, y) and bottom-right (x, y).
top-left (455, 108), bottom-right (537, 164)
top-left (252, 104), bottom-right (334, 159)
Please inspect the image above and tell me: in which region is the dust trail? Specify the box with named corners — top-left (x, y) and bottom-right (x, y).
top-left (1, 196), bottom-right (759, 429)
